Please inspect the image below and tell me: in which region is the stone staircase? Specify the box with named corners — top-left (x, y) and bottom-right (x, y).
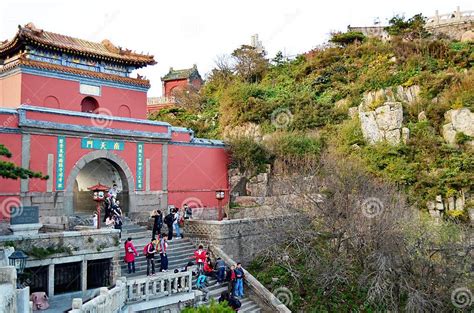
top-left (119, 221), bottom-right (261, 312)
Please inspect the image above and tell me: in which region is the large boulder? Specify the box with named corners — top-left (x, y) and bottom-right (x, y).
top-left (359, 102), bottom-right (407, 145)
top-left (442, 108), bottom-right (474, 145)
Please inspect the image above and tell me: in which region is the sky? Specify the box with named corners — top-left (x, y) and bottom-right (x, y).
top-left (1, 0), bottom-right (471, 96)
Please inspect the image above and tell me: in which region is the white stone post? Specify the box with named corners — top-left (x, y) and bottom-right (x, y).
top-left (81, 260), bottom-right (87, 292)
top-left (47, 264), bottom-right (54, 297)
top-left (16, 286), bottom-right (30, 313)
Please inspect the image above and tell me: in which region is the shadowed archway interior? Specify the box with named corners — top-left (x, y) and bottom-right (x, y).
top-left (73, 158), bottom-right (129, 214)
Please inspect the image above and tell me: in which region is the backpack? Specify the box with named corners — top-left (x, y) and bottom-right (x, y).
top-left (164, 213), bottom-right (174, 225)
top-left (143, 243), bottom-right (151, 256)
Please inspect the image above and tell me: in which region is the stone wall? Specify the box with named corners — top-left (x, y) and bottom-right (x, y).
top-left (0, 229), bottom-right (121, 296)
top-left (185, 216), bottom-right (290, 265)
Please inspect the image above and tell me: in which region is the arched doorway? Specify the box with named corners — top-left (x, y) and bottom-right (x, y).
top-left (64, 150), bottom-right (135, 216)
top-left (73, 158), bottom-right (129, 214)
top-left (81, 97), bottom-right (99, 113)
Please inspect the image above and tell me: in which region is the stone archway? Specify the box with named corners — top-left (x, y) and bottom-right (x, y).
top-left (64, 150), bottom-right (136, 216)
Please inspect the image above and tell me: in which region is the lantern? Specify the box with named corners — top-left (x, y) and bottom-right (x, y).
top-left (87, 183), bottom-right (110, 229)
top-left (9, 250), bottom-right (28, 275)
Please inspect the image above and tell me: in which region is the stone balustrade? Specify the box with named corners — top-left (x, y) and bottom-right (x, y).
top-left (126, 270), bottom-right (193, 303)
top-left (426, 8), bottom-right (474, 27)
top-left (211, 246), bottom-right (291, 313)
top-left (68, 270), bottom-right (193, 313)
top-left (70, 278), bottom-right (126, 313)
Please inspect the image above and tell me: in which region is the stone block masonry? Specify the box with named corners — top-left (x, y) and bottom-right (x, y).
top-left (185, 216), bottom-right (290, 266)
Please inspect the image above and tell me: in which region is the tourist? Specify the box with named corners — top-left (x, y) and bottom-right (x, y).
top-left (173, 208), bottom-right (182, 239)
top-left (124, 237), bottom-right (138, 274)
top-left (233, 263), bottom-right (245, 298)
top-left (215, 257), bottom-right (226, 283)
top-left (203, 257), bottom-right (214, 278)
top-left (193, 245), bottom-right (207, 273)
top-left (92, 213), bottom-right (98, 228)
top-left (109, 183), bottom-right (119, 198)
top-left (218, 291), bottom-right (241, 311)
top-left (195, 272), bottom-right (209, 302)
top-left (184, 204), bottom-right (193, 220)
top-left (226, 265), bottom-right (236, 295)
top-left (159, 234), bottom-right (169, 272)
top-left (105, 215), bottom-right (114, 228)
top-left (114, 215), bottom-right (123, 238)
top-left (144, 239), bottom-right (156, 276)
top-left (164, 208), bottom-right (175, 240)
top-left (103, 194), bottom-right (112, 223)
top-left (112, 200), bottom-right (122, 217)
top-left (151, 210), bottom-right (163, 240)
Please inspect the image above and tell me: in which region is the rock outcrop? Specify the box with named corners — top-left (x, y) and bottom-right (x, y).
top-left (358, 102), bottom-right (409, 145)
top-left (223, 123), bottom-right (262, 141)
top-left (442, 108), bottom-right (474, 146)
top-left (361, 85), bottom-right (420, 109)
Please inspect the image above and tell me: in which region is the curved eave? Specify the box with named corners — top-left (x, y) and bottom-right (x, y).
top-left (0, 31), bottom-right (156, 68)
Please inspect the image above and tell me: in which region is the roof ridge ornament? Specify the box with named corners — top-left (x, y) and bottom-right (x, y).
top-left (23, 23), bottom-right (43, 36)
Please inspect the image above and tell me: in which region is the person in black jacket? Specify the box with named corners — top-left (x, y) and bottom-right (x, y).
top-left (164, 209), bottom-right (175, 240)
top-left (151, 210), bottom-right (163, 240)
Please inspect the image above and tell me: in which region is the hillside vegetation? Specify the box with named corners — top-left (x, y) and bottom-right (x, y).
top-left (150, 16), bottom-right (473, 217)
top-left (149, 15), bottom-right (474, 311)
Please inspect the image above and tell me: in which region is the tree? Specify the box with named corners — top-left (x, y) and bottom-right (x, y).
top-left (231, 45), bottom-right (269, 83)
top-left (249, 153), bottom-right (472, 311)
top-left (329, 31), bottom-right (366, 46)
top-left (385, 14), bottom-right (430, 40)
top-left (0, 144), bottom-right (48, 180)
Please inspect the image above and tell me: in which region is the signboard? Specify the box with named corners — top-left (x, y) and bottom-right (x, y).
top-left (79, 83), bottom-right (101, 96)
top-left (136, 143), bottom-right (144, 190)
top-left (81, 138), bottom-right (124, 151)
top-left (56, 136), bottom-right (66, 190)
top-left (10, 206), bottom-right (39, 225)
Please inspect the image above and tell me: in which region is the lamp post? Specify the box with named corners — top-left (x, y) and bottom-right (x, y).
top-left (87, 183), bottom-right (110, 229)
top-left (9, 250), bottom-right (28, 288)
top-left (215, 190), bottom-right (225, 221)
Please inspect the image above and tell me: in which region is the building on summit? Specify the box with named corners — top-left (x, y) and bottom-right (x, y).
top-left (0, 23), bottom-right (228, 225)
top-left (146, 65), bottom-right (203, 113)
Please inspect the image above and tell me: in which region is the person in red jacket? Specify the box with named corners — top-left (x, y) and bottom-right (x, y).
top-left (203, 257), bottom-right (214, 278)
top-left (124, 237), bottom-right (138, 274)
top-left (192, 245), bottom-right (207, 273)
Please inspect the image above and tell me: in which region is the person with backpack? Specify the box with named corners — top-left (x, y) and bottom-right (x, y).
top-left (233, 263), bottom-right (245, 298)
top-left (151, 210), bottom-right (163, 240)
top-left (215, 257), bottom-right (226, 283)
top-left (195, 272), bottom-right (209, 302)
top-left (173, 208), bottom-right (183, 239)
top-left (124, 237), bottom-right (138, 274)
top-left (218, 291), bottom-right (241, 311)
top-left (159, 234), bottom-right (169, 272)
top-left (164, 209), bottom-right (175, 240)
top-left (192, 245), bottom-right (207, 273)
top-left (144, 239), bottom-right (156, 276)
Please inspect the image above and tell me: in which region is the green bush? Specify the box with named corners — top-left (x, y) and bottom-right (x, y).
top-left (329, 31), bottom-right (366, 46)
top-left (181, 300), bottom-right (234, 313)
top-left (227, 137), bottom-right (271, 175)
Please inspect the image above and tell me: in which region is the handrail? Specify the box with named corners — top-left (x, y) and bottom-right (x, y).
top-left (211, 245), bottom-right (291, 313)
top-left (69, 270), bottom-right (193, 313)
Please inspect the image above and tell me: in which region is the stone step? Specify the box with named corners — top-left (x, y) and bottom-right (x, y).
top-left (116, 220), bottom-right (262, 312)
